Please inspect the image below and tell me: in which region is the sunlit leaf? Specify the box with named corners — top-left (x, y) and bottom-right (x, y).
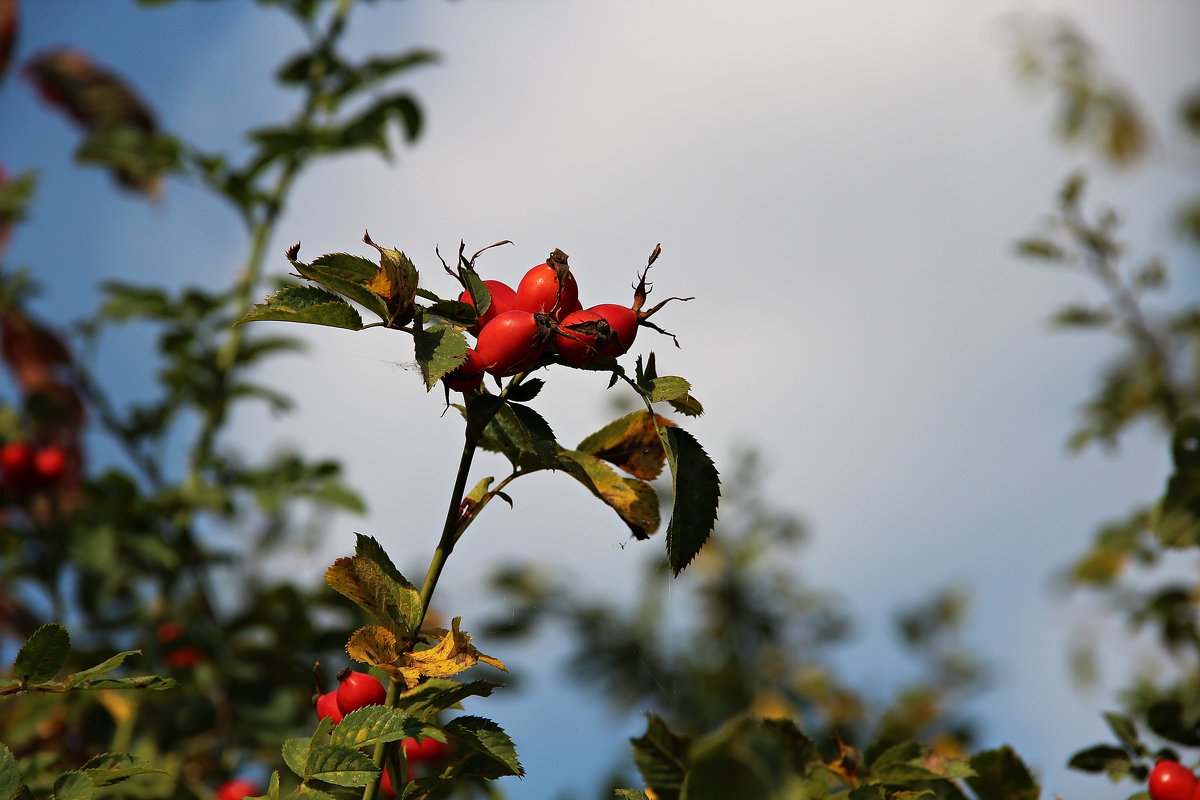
top-left (238, 286), bottom-right (363, 330)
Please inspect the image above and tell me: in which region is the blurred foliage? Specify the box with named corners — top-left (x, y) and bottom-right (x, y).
top-left (481, 451), bottom-right (989, 798)
top-left (1013, 12), bottom-right (1200, 797)
top-left (1, 0), bottom-right (436, 795)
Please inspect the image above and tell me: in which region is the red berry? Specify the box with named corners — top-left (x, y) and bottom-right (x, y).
top-left (1149, 760), bottom-right (1197, 800)
top-left (33, 446), bottom-right (67, 482)
top-left (515, 262), bottom-right (579, 321)
top-left (216, 779), bottom-right (260, 800)
top-left (555, 309), bottom-right (614, 366)
top-left (156, 621), bottom-right (183, 643)
top-left (474, 310), bottom-right (546, 376)
top-left (379, 765), bottom-right (397, 799)
top-left (165, 646), bottom-right (203, 669)
top-left (444, 347), bottom-right (486, 392)
top-left (336, 668), bottom-right (386, 714)
top-left (459, 280), bottom-right (517, 334)
top-left (589, 304), bottom-right (639, 357)
top-left (0, 441), bottom-right (31, 476)
top-left (316, 689), bottom-right (343, 725)
top-left (403, 736), bottom-right (452, 764)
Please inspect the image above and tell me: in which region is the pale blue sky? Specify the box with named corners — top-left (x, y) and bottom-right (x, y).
top-left (4, 2), bottom-right (1199, 798)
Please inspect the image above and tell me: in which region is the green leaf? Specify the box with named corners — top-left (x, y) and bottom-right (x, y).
top-left (645, 376), bottom-right (691, 403)
top-left (397, 679), bottom-right (498, 718)
top-left (557, 449), bottom-right (660, 539)
top-left (295, 253), bottom-right (390, 322)
top-left (75, 675), bottom-right (174, 691)
top-left (1146, 700), bottom-right (1200, 746)
top-left (304, 744), bottom-right (379, 787)
top-left (478, 403), bottom-right (558, 471)
top-left (13, 623), bottom-right (70, 683)
top-left (1051, 305), bottom-right (1113, 329)
top-left (630, 714), bottom-right (691, 800)
top-left (331, 706), bottom-right (427, 750)
top-left (425, 299), bottom-right (477, 326)
top-left (577, 411), bottom-right (671, 481)
top-left (505, 378), bottom-right (544, 404)
top-left (1102, 712), bottom-right (1144, 754)
top-left (413, 325), bottom-right (469, 390)
top-left (966, 746), bottom-right (1039, 800)
top-left (444, 716), bottom-right (524, 779)
top-left (79, 753), bottom-right (164, 786)
top-left (237, 286), bottom-right (363, 330)
top-left (52, 773), bottom-right (94, 800)
top-left (0, 745), bottom-right (25, 800)
top-left (324, 534), bottom-right (424, 639)
top-left (668, 394), bottom-right (705, 417)
top-left (64, 650), bottom-right (141, 688)
top-left (282, 738), bottom-right (310, 779)
top-left (660, 427), bottom-right (720, 575)
top-left (1066, 745), bottom-right (1132, 778)
top-left (1014, 237), bottom-right (1066, 262)
top-left (462, 270), bottom-right (490, 316)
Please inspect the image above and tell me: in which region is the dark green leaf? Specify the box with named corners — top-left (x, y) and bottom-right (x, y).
top-left (478, 403), bottom-right (558, 471)
top-left (1146, 700), bottom-right (1200, 746)
top-left (966, 746), bottom-right (1039, 800)
top-left (661, 427), bottom-right (720, 575)
top-left (444, 716), bottom-right (524, 779)
top-left (398, 679), bottom-right (498, 718)
top-left (614, 792), bottom-right (651, 800)
top-left (630, 714), bottom-right (691, 800)
top-left (64, 650), bottom-right (141, 688)
top-left (304, 744), bottom-right (379, 787)
top-left (331, 706), bottom-right (427, 749)
top-left (1067, 745), bottom-right (1132, 778)
top-left (282, 738), bottom-right (310, 779)
top-left (237, 286), bottom-right (363, 330)
top-left (1051, 306), bottom-right (1112, 329)
top-left (425, 300), bottom-right (477, 326)
top-left (0, 745), bottom-right (24, 800)
top-left (645, 376), bottom-right (691, 403)
top-left (413, 325), bottom-right (468, 390)
top-left (506, 379), bottom-right (545, 403)
top-left (14, 623), bottom-right (70, 683)
top-left (53, 773), bottom-right (94, 800)
top-left (76, 675), bottom-right (175, 691)
top-left (295, 254), bottom-right (390, 322)
top-left (1102, 712), bottom-right (1143, 754)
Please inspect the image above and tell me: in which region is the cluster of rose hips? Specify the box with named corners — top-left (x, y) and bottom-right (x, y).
top-left (314, 668), bottom-right (451, 797)
top-left (443, 246), bottom-right (687, 391)
top-left (0, 439), bottom-right (66, 493)
top-left (1150, 759), bottom-right (1200, 800)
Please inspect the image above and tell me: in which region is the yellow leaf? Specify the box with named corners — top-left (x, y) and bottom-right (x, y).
top-left (346, 625), bottom-right (400, 669)
top-left (383, 617), bottom-right (507, 689)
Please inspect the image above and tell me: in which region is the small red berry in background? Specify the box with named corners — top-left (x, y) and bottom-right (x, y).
top-left (402, 735), bottom-right (451, 764)
top-left (165, 646), bottom-right (203, 669)
top-left (0, 440), bottom-right (31, 477)
top-left (1148, 760), bottom-right (1197, 800)
top-left (335, 668), bottom-right (386, 715)
top-left (32, 445), bottom-right (66, 482)
top-left (378, 765), bottom-right (397, 799)
top-left (215, 778), bottom-right (260, 800)
top-left (156, 621), bottom-right (182, 643)
top-left (315, 689), bottom-right (343, 725)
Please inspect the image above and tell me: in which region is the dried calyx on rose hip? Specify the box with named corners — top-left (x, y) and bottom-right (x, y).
top-left (335, 667), bottom-right (386, 714)
top-left (515, 249), bottom-right (580, 321)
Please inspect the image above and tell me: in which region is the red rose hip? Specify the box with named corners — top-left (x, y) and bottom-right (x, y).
top-left (515, 254), bottom-right (580, 321)
top-left (1149, 760), bottom-right (1197, 800)
top-left (316, 689), bottom-right (343, 724)
top-left (475, 310), bottom-right (546, 376)
top-left (216, 779), bottom-right (260, 800)
top-left (459, 280), bottom-right (516, 334)
top-left (336, 668), bottom-right (386, 714)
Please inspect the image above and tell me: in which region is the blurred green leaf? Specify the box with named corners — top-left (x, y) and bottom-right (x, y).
top-left (966, 746), bottom-right (1039, 800)
top-left (631, 714), bottom-right (690, 800)
top-left (13, 623), bottom-right (70, 683)
top-left (52, 773), bottom-right (93, 800)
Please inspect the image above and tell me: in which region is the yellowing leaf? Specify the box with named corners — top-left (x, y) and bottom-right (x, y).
top-left (346, 626), bottom-right (400, 669)
top-left (363, 231), bottom-right (419, 326)
top-left (377, 617), bottom-right (506, 689)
